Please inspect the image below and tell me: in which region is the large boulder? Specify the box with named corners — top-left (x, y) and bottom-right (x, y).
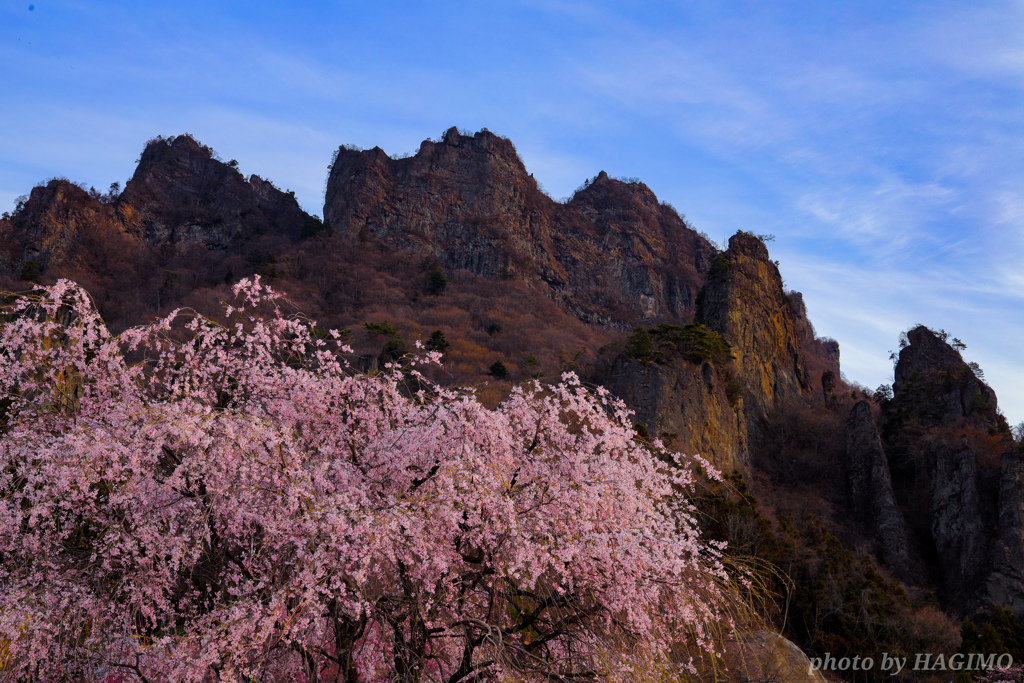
top-left (722, 630), bottom-right (828, 683)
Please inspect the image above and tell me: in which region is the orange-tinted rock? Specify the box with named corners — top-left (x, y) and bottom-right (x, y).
top-left (325, 128), bottom-right (714, 327)
top-left (593, 354), bottom-right (747, 470)
top-left (697, 231), bottom-right (811, 434)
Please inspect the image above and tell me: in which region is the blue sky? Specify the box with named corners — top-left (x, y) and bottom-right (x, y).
top-left (3, 1), bottom-right (1023, 424)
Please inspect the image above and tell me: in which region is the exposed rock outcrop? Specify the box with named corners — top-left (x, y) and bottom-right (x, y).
top-left (892, 325), bottom-right (1000, 429)
top-left (325, 130), bottom-right (833, 473)
top-left (118, 134), bottom-right (309, 251)
top-left (593, 231), bottom-right (824, 469)
top-left (930, 436), bottom-right (989, 598)
top-left (986, 450), bottom-right (1024, 613)
top-left (324, 127), bottom-right (715, 327)
top-left (593, 354), bottom-right (747, 470)
top-left (845, 401), bottom-right (913, 579)
top-left (882, 325), bottom-right (1018, 608)
top-left (790, 290), bottom-right (840, 391)
top-left (821, 370), bottom-right (837, 405)
top-left (696, 232), bottom-right (810, 433)
top-left (0, 180), bottom-right (123, 278)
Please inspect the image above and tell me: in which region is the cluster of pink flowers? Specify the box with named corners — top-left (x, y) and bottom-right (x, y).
top-left (978, 665), bottom-right (1024, 682)
top-left (0, 278), bottom-right (733, 682)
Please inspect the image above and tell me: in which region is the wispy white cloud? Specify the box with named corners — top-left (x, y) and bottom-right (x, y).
top-left (793, 177), bottom-right (961, 256)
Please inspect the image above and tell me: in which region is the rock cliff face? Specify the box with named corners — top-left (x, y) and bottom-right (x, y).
top-left (929, 436), bottom-right (990, 597)
top-left (592, 230), bottom-right (824, 469)
top-left (845, 401), bottom-right (913, 579)
top-left (987, 451), bottom-right (1024, 612)
top-left (879, 326), bottom-right (1021, 610)
top-left (0, 179), bottom-right (125, 278)
top-left (320, 129), bottom-right (824, 473)
top-left (789, 290), bottom-right (840, 390)
top-left (892, 326), bottom-right (1000, 428)
top-left (324, 127), bottom-right (715, 327)
top-left (118, 134), bottom-right (309, 251)
top-left (2, 130), bottom-right (830, 479)
top-left (696, 232), bottom-right (810, 432)
top-left (593, 355), bottom-right (747, 470)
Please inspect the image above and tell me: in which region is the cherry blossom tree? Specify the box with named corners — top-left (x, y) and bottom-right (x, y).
top-left (977, 665), bottom-right (1024, 682)
top-left (0, 278), bottom-right (738, 682)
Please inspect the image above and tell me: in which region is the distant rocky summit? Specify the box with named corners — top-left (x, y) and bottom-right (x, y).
top-left (325, 127), bottom-right (715, 327)
top-left (119, 134), bottom-right (310, 251)
top-left (0, 135), bottom-right (312, 293)
top-left (842, 324), bottom-right (1022, 612)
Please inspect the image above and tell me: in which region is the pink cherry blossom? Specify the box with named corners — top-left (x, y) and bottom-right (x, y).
top-left (0, 278), bottom-right (736, 682)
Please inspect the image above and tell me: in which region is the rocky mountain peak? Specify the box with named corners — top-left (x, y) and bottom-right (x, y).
top-left (130, 134), bottom-right (225, 186)
top-left (697, 231), bottom-right (810, 432)
top-left (566, 171), bottom-right (661, 217)
top-left (725, 230), bottom-right (771, 261)
top-left (119, 134), bottom-right (308, 251)
top-left (895, 326), bottom-right (969, 386)
top-left (437, 126), bottom-right (520, 158)
top-left (324, 127), bottom-right (715, 328)
top-left (892, 325), bottom-right (999, 427)
top-left (152, 132), bottom-right (211, 159)
top-left (21, 177), bottom-right (93, 216)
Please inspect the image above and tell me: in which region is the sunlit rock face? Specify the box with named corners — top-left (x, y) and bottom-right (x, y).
top-left (0, 179), bottom-right (130, 278)
top-left (591, 231), bottom-right (832, 471)
top-left (324, 127), bottom-right (715, 328)
top-left (593, 353), bottom-right (748, 471)
top-left (696, 231), bottom-right (811, 436)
